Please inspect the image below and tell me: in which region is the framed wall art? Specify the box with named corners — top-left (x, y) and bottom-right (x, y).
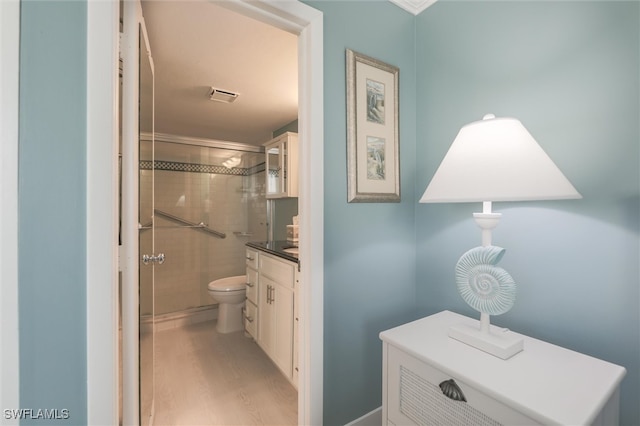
top-left (346, 49), bottom-right (400, 203)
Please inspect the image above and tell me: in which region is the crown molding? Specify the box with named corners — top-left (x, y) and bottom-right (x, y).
top-left (388, 0), bottom-right (437, 15)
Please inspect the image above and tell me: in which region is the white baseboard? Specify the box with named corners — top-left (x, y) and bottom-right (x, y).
top-left (345, 407), bottom-right (382, 426)
top-left (140, 305), bottom-right (218, 333)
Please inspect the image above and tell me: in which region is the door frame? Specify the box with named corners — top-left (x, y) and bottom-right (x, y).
top-left (1, 0), bottom-right (20, 419)
top-left (86, 0), bottom-right (120, 424)
top-left (86, 1), bottom-right (324, 424)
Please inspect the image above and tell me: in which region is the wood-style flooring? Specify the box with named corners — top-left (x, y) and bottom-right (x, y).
top-left (152, 320), bottom-right (298, 426)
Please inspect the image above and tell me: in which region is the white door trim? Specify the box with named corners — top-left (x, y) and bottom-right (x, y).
top-left (86, 0), bottom-right (120, 424)
top-left (0, 0), bottom-right (20, 420)
top-left (232, 2), bottom-right (325, 423)
top-left (85, 1), bottom-right (324, 425)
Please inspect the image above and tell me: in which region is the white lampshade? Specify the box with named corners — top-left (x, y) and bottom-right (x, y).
top-left (420, 114), bottom-right (581, 203)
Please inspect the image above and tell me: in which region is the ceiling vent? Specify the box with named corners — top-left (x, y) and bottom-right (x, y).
top-left (209, 87), bottom-right (239, 103)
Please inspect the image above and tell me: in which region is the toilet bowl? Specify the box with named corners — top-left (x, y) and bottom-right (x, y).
top-left (207, 275), bottom-right (247, 334)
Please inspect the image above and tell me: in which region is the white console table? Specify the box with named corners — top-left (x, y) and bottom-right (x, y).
top-left (380, 311), bottom-right (626, 425)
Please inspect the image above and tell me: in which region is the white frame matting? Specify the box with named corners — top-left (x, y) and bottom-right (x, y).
top-left (86, 1), bottom-right (324, 425)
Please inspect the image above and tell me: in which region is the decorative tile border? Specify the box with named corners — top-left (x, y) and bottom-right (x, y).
top-left (140, 160), bottom-right (265, 176)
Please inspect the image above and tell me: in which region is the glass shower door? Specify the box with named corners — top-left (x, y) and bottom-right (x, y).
top-left (138, 23), bottom-right (155, 426)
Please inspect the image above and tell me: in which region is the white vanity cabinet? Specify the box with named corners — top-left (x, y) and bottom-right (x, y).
top-left (244, 248), bottom-right (259, 339)
top-left (380, 311), bottom-right (626, 426)
top-left (292, 267), bottom-right (300, 388)
top-left (257, 252), bottom-right (295, 383)
top-left (264, 132), bottom-right (298, 199)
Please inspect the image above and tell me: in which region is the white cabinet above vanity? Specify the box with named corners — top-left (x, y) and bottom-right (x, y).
top-left (264, 132), bottom-right (298, 199)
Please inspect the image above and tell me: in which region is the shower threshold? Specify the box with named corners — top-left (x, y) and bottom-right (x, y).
top-left (141, 305), bottom-right (218, 333)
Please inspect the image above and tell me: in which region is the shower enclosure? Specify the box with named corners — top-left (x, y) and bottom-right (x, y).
top-left (140, 136), bottom-right (267, 320)
top-left (136, 134), bottom-right (267, 423)
top-left (136, 126), bottom-right (268, 425)
top-left (123, 3), bottom-right (267, 424)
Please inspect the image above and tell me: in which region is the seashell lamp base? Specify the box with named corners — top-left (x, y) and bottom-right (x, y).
top-left (448, 322), bottom-right (524, 360)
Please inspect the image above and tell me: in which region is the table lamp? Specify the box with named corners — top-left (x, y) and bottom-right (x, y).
top-left (420, 114), bottom-right (581, 359)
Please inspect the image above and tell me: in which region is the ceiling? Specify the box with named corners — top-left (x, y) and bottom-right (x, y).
top-left (140, 1), bottom-right (298, 146)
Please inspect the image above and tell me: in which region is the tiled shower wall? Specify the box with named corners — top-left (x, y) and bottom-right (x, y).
top-left (140, 145), bottom-right (267, 316)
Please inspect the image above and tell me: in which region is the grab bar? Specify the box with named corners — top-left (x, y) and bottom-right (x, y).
top-left (153, 209), bottom-right (226, 239)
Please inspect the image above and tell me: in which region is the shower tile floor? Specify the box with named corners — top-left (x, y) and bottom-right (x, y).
top-left (153, 320), bottom-right (298, 425)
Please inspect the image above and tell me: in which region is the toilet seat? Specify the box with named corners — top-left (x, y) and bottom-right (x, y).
top-left (207, 276), bottom-right (246, 292)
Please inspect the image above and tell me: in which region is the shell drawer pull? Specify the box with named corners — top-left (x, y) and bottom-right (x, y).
top-left (439, 379), bottom-right (467, 402)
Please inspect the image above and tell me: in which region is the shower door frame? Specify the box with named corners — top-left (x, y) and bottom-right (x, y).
top-left (86, 1), bottom-right (325, 425)
top-left (121, 1), bottom-right (155, 424)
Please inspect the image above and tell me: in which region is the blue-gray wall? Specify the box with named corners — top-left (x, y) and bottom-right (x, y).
top-left (415, 2), bottom-right (639, 425)
top-left (304, 1), bottom-right (418, 423)
top-left (19, 1), bottom-right (87, 424)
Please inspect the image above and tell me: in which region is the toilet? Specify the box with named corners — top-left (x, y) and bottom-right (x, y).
top-left (207, 275), bottom-right (247, 334)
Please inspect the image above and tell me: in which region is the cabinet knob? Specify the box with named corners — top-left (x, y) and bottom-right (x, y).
top-left (439, 379), bottom-right (467, 402)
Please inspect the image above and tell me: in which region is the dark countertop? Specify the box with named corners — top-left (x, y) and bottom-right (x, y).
top-left (246, 241), bottom-right (299, 264)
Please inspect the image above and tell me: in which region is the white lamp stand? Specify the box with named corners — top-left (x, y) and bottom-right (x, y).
top-left (447, 202), bottom-right (524, 360)
top-left (420, 114), bottom-right (581, 361)
top-left (449, 314), bottom-right (524, 360)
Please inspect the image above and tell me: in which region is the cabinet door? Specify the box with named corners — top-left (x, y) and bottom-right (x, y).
top-left (258, 276), bottom-right (276, 356)
top-left (257, 276), bottom-right (294, 381)
top-left (272, 282), bottom-right (294, 378)
top-left (265, 142), bottom-right (283, 197)
top-left (284, 133), bottom-right (298, 197)
top-left (264, 132), bottom-right (298, 199)
top-left (292, 269), bottom-right (299, 388)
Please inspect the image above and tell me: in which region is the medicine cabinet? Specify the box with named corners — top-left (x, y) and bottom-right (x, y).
top-left (264, 132), bottom-right (298, 198)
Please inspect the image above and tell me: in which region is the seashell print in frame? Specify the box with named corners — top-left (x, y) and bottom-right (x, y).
top-left (346, 49), bottom-right (400, 203)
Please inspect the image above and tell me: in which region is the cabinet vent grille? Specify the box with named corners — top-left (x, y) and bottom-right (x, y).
top-left (399, 366), bottom-right (502, 426)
